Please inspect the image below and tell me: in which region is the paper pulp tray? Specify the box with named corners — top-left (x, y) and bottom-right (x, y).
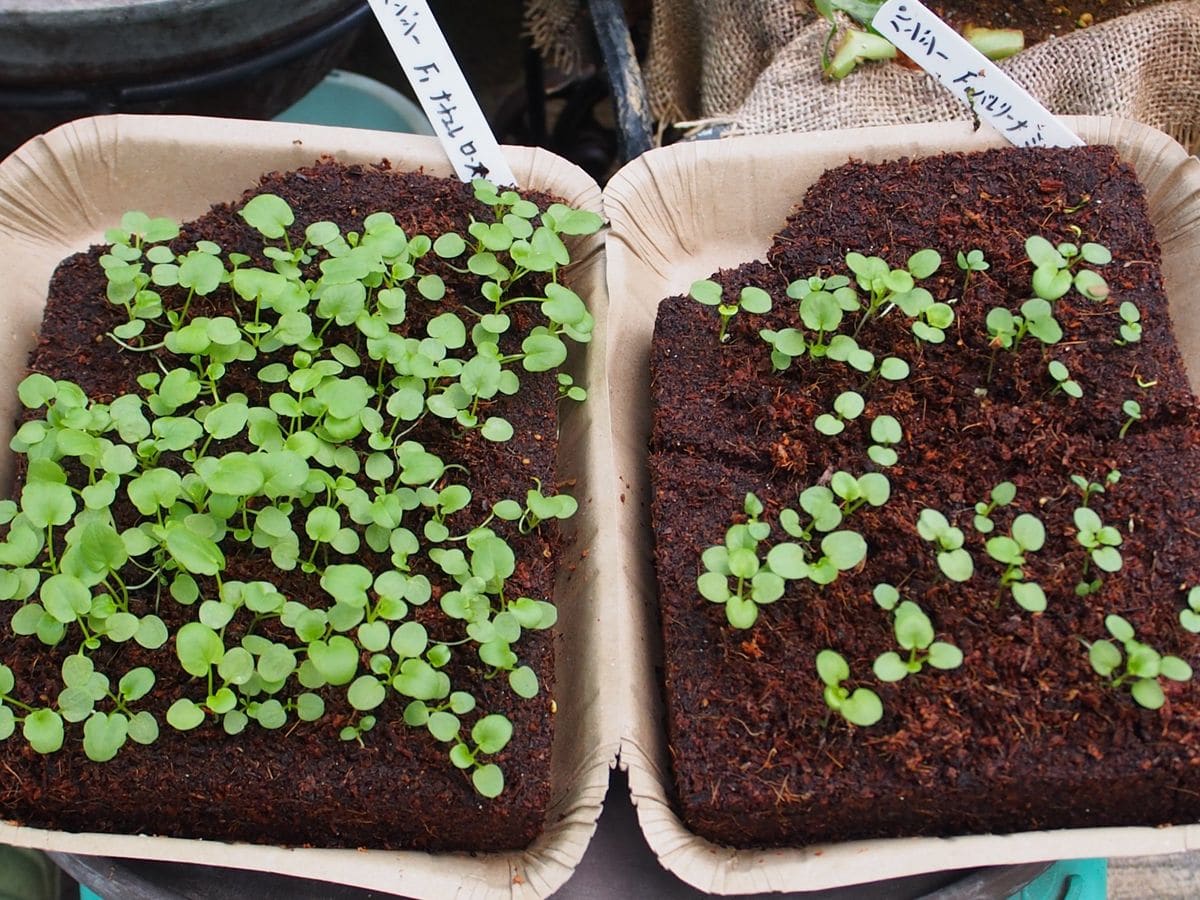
top-left (603, 116), bottom-right (1200, 894)
top-left (0, 115), bottom-right (618, 900)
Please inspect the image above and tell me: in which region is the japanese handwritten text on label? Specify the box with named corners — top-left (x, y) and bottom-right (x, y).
top-left (872, 0), bottom-right (1083, 149)
top-left (367, 0), bottom-right (517, 185)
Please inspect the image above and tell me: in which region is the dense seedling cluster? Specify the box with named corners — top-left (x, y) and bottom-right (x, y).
top-left (0, 179), bottom-right (602, 797)
top-left (690, 226), bottom-right (1196, 726)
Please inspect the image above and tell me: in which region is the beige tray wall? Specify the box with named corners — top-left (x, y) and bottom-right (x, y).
top-left (0, 115), bottom-right (619, 900)
top-left (603, 117), bottom-right (1200, 894)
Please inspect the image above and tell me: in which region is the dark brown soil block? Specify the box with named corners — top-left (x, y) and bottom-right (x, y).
top-left (649, 145), bottom-right (1200, 847)
top-left (0, 161), bottom-right (578, 851)
top-left (932, 0), bottom-right (1166, 45)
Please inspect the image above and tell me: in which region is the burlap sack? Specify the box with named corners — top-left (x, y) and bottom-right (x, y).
top-left (524, 1), bottom-right (1200, 153)
top-left (525, 0), bottom-right (597, 74)
top-left (732, 1), bottom-right (1200, 152)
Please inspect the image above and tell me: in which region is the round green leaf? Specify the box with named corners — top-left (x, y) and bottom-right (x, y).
top-left (472, 713), bottom-right (513, 754)
top-left (82, 711), bottom-right (129, 762)
top-left (821, 531), bottom-right (867, 571)
top-left (296, 693), bottom-right (325, 721)
top-left (472, 763), bottom-right (504, 798)
top-left (927, 642), bottom-right (964, 670)
top-left (119, 667), bottom-right (155, 702)
top-left (127, 711), bottom-right (160, 745)
top-left (347, 675), bottom-right (387, 711)
top-left (938, 548), bottom-right (974, 582)
top-left (428, 710), bottom-right (460, 742)
top-left (1131, 678), bottom-right (1165, 710)
top-left (816, 649), bottom-right (849, 687)
top-left (308, 636), bottom-right (359, 686)
top-left (240, 193), bottom-right (294, 239)
top-left (689, 279), bottom-right (722, 305)
top-left (841, 688), bottom-right (883, 727)
top-left (1092, 546), bottom-right (1123, 573)
top-left (23, 708), bottom-right (65, 753)
top-left (873, 652), bottom-right (909, 683)
top-left (1011, 581), bottom-right (1047, 613)
top-left (509, 665), bottom-right (539, 698)
top-left (1161, 656), bottom-right (1193, 682)
top-left (175, 622), bottom-right (225, 677)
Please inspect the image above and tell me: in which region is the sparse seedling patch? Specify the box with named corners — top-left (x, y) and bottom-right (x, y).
top-left (815, 390), bottom-right (865, 436)
top-left (1119, 400), bottom-right (1142, 439)
top-left (986, 513), bottom-right (1047, 612)
top-left (973, 481), bottom-right (1015, 534)
top-left (1181, 587), bottom-right (1200, 634)
top-left (1087, 614), bottom-right (1193, 710)
top-left (1116, 302), bottom-right (1142, 345)
top-left (916, 509), bottom-right (974, 582)
top-left (690, 280), bottom-right (772, 343)
top-left (873, 600), bottom-right (963, 682)
top-left (1048, 360), bottom-right (1082, 399)
top-left (1025, 234), bottom-right (1110, 301)
top-left (816, 649), bottom-right (883, 726)
top-left (1073, 507), bottom-right (1123, 596)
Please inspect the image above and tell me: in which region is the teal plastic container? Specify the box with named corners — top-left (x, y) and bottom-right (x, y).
top-left (275, 68), bottom-right (434, 134)
top-left (1011, 858), bottom-right (1107, 900)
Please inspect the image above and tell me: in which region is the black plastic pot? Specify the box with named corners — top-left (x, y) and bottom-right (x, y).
top-left (0, 0), bottom-right (370, 158)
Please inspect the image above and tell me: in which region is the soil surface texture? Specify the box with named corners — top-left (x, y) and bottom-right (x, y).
top-left (932, 0), bottom-right (1165, 44)
top-left (0, 161), bottom-right (572, 851)
top-left (649, 145), bottom-right (1200, 847)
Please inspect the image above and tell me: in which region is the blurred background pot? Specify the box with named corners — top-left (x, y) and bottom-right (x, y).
top-left (0, 0), bottom-right (369, 157)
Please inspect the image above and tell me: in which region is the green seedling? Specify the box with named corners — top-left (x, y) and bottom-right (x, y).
top-left (492, 479), bottom-right (578, 534)
top-left (759, 327), bottom-right (808, 371)
top-left (986, 513), bottom-right (1047, 612)
top-left (829, 471), bottom-right (890, 515)
top-left (786, 274), bottom-right (860, 356)
top-left (1119, 400), bottom-right (1142, 439)
top-left (689, 280), bottom-right (772, 343)
top-left (1071, 470), bottom-right (1120, 508)
top-left (873, 600), bottom-right (963, 682)
top-left (973, 481), bottom-right (1015, 534)
top-left (718, 490), bottom-right (867, 609)
top-left (1115, 302), bottom-right (1142, 345)
top-left (697, 494), bottom-right (807, 629)
top-left (849, 247), bottom-right (940, 338)
top-left (845, 249), bottom-right (942, 337)
top-left (1048, 360), bottom-right (1082, 399)
top-left (556, 373), bottom-right (587, 402)
top-left (779, 485), bottom-right (844, 541)
top-left (986, 298), bottom-right (1062, 350)
top-left (815, 390), bottom-right (865, 436)
top-left (816, 649), bottom-right (883, 726)
top-left (1073, 507), bottom-right (1123, 596)
top-left (1181, 586), bottom-right (1200, 633)
top-left (956, 248), bottom-right (989, 296)
top-left (1025, 234), bottom-right (1110, 301)
top-left (867, 415), bottom-right (903, 467)
top-left (825, 334), bottom-right (874, 373)
top-left (917, 509), bottom-right (974, 581)
top-left (1087, 614), bottom-right (1192, 710)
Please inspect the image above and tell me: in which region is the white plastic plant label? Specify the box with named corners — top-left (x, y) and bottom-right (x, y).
top-left (367, 0), bottom-right (518, 186)
top-left (872, 0), bottom-right (1084, 149)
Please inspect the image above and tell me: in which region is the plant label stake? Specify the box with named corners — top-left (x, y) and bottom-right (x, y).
top-left (872, 0), bottom-right (1084, 149)
top-left (366, 0), bottom-right (518, 186)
